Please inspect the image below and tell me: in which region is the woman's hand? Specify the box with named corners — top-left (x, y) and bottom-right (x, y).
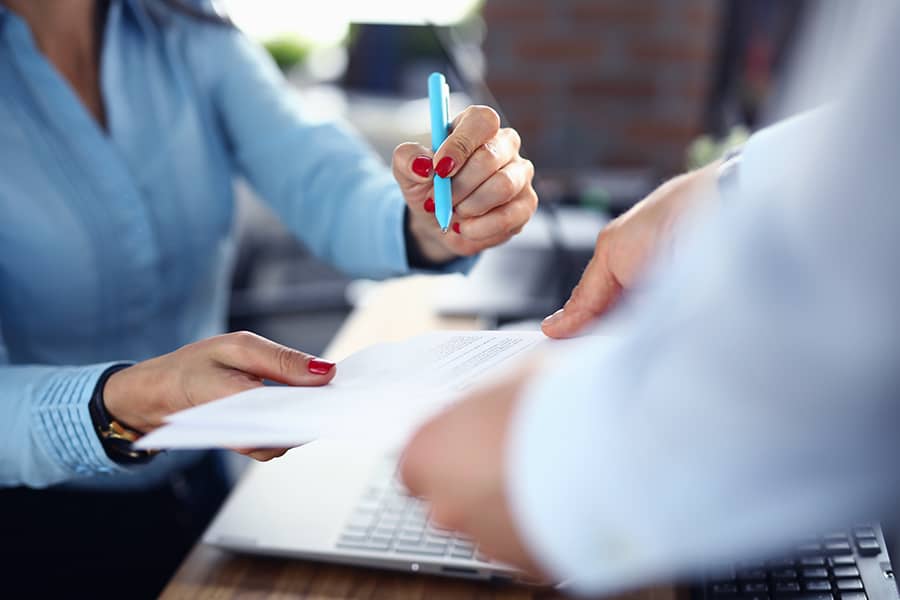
top-left (393, 105), bottom-right (538, 263)
top-left (103, 331), bottom-right (336, 462)
top-left (542, 160), bottom-right (722, 338)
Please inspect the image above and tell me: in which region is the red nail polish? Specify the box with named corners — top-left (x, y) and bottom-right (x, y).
top-left (411, 156), bottom-right (432, 178)
top-left (308, 358), bottom-right (335, 375)
top-left (424, 197), bottom-right (435, 213)
top-left (435, 156), bottom-right (456, 178)
top-left (452, 222), bottom-right (461, 234)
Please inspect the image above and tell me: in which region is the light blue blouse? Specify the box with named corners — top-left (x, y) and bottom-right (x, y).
top-left (0, 0), bottom-right (445, 488)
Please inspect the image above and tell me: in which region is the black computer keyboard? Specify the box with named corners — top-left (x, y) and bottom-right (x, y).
top-left (697, 525), bottom-right (897, 600)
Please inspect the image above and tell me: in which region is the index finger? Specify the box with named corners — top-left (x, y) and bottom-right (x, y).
top-left (541, 244), bottom-right (622, 339)
top-left (210, 331), bottom-right (337, 386)
top-left (433, 105), bottom-right (501, 179)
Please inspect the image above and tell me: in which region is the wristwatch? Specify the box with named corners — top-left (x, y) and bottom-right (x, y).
top-left (717, 144), bottom-right (744, 201)
top-left (88, 364), bottom-right (158, 464)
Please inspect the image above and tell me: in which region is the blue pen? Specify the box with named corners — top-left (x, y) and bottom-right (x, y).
top-left (428, 72), bottom-right (453, 232)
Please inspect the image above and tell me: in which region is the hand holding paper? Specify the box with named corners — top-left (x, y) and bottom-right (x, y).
top-left (136, 331), bottom-right (549, 452)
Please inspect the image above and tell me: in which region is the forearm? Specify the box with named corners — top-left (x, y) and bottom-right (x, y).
top-left (0, 363), bottom-right (127, 488)
top-left (508, 84), bottom-right (900, 587)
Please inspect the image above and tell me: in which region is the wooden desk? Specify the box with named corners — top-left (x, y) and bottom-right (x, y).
top-left (161, 276), bottom-right (679, 600)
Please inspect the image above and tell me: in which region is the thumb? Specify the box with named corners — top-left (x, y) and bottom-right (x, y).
top-left (392, 141), bottom-right (434, 194)
top-left (214, 332), bottom-right (337, 386)
top-left (541, 251), bottom-right (622, 339)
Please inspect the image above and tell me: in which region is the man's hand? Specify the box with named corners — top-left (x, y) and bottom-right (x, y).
top-left (542, 160), bottom-right (722, 338)
top-left (400, 365), bottom-right (544, 575)
top-left (103, 331), bottom-right (336, 462)
top-left (393, 105), bottom-right (538, 263)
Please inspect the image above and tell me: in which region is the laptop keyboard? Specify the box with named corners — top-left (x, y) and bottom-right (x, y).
top-left (336, 474), bottom-right (490, 562)
top-left (703, 527), bottom-right (886, 600)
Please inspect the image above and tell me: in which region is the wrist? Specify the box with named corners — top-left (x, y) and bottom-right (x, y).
top-left (406, 208), bottom-right (457, 265)
top-left (103, 364), bottom-right (155, 433)
top-left (88, 364), bottom-right (157, 465)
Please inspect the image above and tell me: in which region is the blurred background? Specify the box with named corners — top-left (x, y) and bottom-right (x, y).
top-left (222, 0), bottom-right (811, 355)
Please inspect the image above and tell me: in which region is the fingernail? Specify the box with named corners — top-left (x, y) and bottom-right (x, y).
top-left (424, 197), bottom-right (435, 213)
top-left (542, 309), bottom-right (564, 326)
top-left (411, 156), bottom-right (433, 178)
top-left (308, 358), bottom-right (335, 375)
top-left (435, 156), bottom-right (456, 178)
top-left (452, 222), bottom-right (461, 234)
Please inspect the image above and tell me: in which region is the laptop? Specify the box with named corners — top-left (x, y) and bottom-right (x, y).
top-left (204, 441), bottom-right (518, 581)
top-left (205, 440), bottom-right (899, 594)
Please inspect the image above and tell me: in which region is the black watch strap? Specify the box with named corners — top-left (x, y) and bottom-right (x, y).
top-left (88, 364), bottom-right (157, 465)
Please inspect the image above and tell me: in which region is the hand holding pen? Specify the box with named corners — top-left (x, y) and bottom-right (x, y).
top-left (392, 73), bottom-right (538, 264)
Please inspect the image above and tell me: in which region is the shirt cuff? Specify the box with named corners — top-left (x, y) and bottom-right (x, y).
top-left (401, 205), bottom-right (478, 275)
top-left (32, 363), bottom-right (130, 480)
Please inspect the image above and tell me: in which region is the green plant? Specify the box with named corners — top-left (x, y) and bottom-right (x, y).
top-left (686, 125), bottom-right (751, 170)
top-left (263, 36), bottom-right (311, 72)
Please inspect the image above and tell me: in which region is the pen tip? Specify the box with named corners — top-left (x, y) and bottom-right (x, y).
top-left (441, 227), bottom-right (449, 234)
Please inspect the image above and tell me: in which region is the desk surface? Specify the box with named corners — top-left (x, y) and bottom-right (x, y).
top-left (161, 276), bottom-right (679, 600)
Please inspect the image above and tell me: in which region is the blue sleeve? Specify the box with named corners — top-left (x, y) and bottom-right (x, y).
top-left (186, 24), bottom-right (472, 278)
top-left (506, 6), bottom-right (900, 592)
top-left (0, 330), bottom-right (126, 487)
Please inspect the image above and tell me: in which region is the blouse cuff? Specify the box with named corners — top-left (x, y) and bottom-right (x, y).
top-left (32, 363), bottom-right (130, 480)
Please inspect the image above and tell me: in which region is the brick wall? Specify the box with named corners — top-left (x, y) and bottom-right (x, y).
top-left (482, 0), bottom-right (721, 177)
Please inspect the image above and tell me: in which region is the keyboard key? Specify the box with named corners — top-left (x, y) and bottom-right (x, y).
top-left (773, 569), bottom-right (799, 580)
top-left (775, 582), bottom-right (801, 594)
top-left (805, 581), bottom-right (832, 592)
top-left (829, 556), bottom-right (856, 567)
top-left (739, 569), bottom-right (768, 581)
top-left (840, 593), bottom-right (867, 600)
top-left (856, 538), bottom-right (881, 557)
top-left (801, 557), bottom-right (827, 567)
top-left (853, 527), bottom-right (877, 539)
top-left (423, 542), bottom-right (448, 556)
top-left (743, 583), bottom-right (769, 594)
top-left (450, 548), bottom-right (474, 559)
top-left (824, 542), bottom-right (852, 555)
top-left (792, 594), bottom-right (834, 600)
top-left (396, 530), bottom-right (422, 543)
top-left (835, 579), bottom-right (864, 591)
top-left (832, 566), bottom-right (860, 578)
top-left (394, 543), bottom-right (447, 556)
top-left (802, 568), bottom-right (829, 579)
top-left (338, 538), bottom-right (391, 551)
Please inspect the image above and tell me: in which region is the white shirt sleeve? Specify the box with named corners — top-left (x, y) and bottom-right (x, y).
top-left (506, 5), bottom-right (900, 593)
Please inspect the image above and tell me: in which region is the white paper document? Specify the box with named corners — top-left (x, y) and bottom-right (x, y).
top-left (136, 330), bottom-right (551, 451)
